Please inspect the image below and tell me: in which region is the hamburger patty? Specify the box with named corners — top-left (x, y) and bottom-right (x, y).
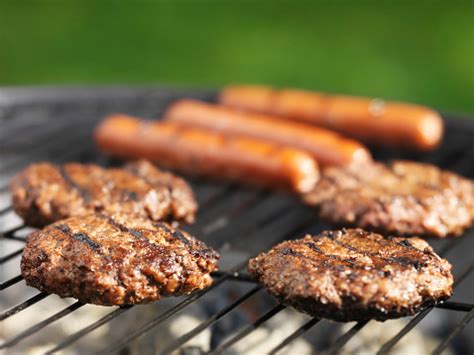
top-left (303, 160), bottom-right (474, 238)
top-left (124, 160), bottom-right (197, 224)
top-left (248, 229), bottom-right (453, 322)
top-left (21, 213), bottom-right (219, 305)
top-left (10, 160), bottom-right (197, 227)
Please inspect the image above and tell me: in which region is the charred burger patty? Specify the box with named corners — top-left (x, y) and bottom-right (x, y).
top-left (10, 160), bottom-right (197, 227)
top-left (248, 228), bottom-right (453, 322)
top-left (21, 212), bottom-right (219, 306)
top-left (304, 160), bottom-right (474, 238)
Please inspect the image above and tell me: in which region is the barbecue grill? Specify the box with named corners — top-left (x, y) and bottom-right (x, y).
top-left (1, 87), bottom-right (473, 354)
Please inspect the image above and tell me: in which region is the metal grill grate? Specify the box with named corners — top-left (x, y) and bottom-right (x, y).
top-left (1, 87), bottom-right (473, 354)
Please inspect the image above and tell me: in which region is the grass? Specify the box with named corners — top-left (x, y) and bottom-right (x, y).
top-left (0, 0), bottom-right (473, 113)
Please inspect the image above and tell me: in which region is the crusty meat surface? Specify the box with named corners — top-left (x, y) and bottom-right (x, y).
top-left (124, 160), bottom-right (197, 224)
top-left (248, 229), bottom-right (453, 322)
top-left (303, 160), bottom-right (474, 238)
top-left (10, 160), bottom-right (197, 227)
top-left (21, 213), bottom-right (219, 306)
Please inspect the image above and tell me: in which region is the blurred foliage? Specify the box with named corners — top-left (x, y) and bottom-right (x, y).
top-left (0, 0), bottom-right (473, 113)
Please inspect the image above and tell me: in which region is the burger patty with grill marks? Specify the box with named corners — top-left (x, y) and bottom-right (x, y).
top-left (10, 160), bottom-right (197, 227)
top-left (303, 160), bottom-right (474, 238)
top-left (21, 213), bottom-right (219, 306)
top-left (248, 229), bottom-right (453, 322)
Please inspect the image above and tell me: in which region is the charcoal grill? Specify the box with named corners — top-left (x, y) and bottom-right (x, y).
top-left (1, 87), bottom-right (473, 354)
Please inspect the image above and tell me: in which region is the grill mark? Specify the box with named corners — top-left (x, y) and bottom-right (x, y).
top-left (305, 242), bottom-right (323, 254)
top-left (98, 214), bottom-right (194, 257)
top-left (325, 235), bottom-right (427, 270)
top-left (54, 224), bottom-right (101, 251)
top-left (98, 214), bottom-right (149, 242)
top-left (55, 223), bottom-right (71, 234)
top-left (57, 165), bottom-right (92, 203)
top-left (281, 247), bottom-right (296, 256)
top-left (285, 235), bottom-right (426, 271)
top-left (279, 246), bottom-right (359, 269)
top-left (72, 232), bottom-right (101, 250)
top-left (154, 222), bottom-right (191, 246)
top-left (397, 239), bottom-right (428, 254)
top-left (153, 222), bottom-right (216, 260)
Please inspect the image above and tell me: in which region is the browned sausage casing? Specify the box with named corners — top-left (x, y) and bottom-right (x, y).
top-left (164, 100), bottom-right (371, 167)
top-left (95, 115), bottom-right (319, 193)
top-left (219, 85), bottom-right (444, 151)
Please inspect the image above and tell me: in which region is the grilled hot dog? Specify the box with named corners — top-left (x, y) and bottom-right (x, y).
top-left (219, 85), bottom-right (443, 151)
top-left (95, 115), bottom-right (319, 193)
top-left (164, 100), bottom-right (371, 166)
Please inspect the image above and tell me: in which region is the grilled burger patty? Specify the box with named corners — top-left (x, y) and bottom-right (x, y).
top-left (10, 160), bottom-right (197, 227)
top-left (304, 160), bottom-right (474, 238)
top-left (21, 213), bottom-right (219, 305)
top-left (248, 229), bottom-right (453, 322)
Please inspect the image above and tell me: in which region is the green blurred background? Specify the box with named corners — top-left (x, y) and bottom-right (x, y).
top-left (1, 0), bottom-right (473, 113)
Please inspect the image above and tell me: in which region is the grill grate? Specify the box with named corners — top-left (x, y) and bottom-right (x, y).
top-left (1, 87), bottom-right (473, 354)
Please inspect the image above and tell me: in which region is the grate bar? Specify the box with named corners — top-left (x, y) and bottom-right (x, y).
top-left (1, 233), bottom-right (27, 242)
top-left (0, 274), bottom-right (23, 290)
top-left (453, 260), bottom-right (474, 287)
top-left (0, 293), bottom-right (49, 321)
top-left (0, 301), bottom-right (84, 349)
top-left (0, 248), bottom-right (23, 264)
top-left (184, 220), bottom-right (317, 354)
top-left (0, 128), bottom-right (92, 175)
top-left (101, 264), bottom-right (246, 354)
top-left (0, 205), bottom-right (13, 215)
top-left (204, 194), bottom-right (291, 243)
top-left (268, 317), bottom-right (321, 354)
top-left (431, 309), bottom-right (474, 355)
top-left (1, 225), bottom-right (26, 239)
top-left (209, 304), bottom-right (286, 354)
top-left (436, 237), bottom-right (464, 258)
top-left (377, 259), bottom-right (474, 354)
top-left (0, 125), bottom-right (87, 163)
top-left (1, 118), bottom-right (88, 150)
top-left (435, 301), bottom-right (473, 312)
top-left (323, 320), bottom-right (369, 354)
top-left (376, 307), bottom-right (432, 354)
top-left (198, 191), bottom-right (269, 236)
top-left (160, 285), bottom-right (262, 354)
top-left (210, 271), bottom-right (256, 283)
top-left (46, 306), bottom-right (132, 354)
top-left (47, 272), bottom-right (255, 353)
top-left (0, 143), bottom-right (95, 192)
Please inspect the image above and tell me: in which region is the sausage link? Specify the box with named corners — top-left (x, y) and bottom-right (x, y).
top-left (164, 100), bottom-right (371, 166)
top-left (219, 85), bottom-right (443, 151)
top-left (95, 115), bottom-right (319, 193)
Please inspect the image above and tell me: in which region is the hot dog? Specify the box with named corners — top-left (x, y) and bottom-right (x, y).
top-left (95, 115), bottom-right (319, 193)
top-left (219, 85), bottom-right (444, 151)
top-left (164, 100), bottom-right (371, 166)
